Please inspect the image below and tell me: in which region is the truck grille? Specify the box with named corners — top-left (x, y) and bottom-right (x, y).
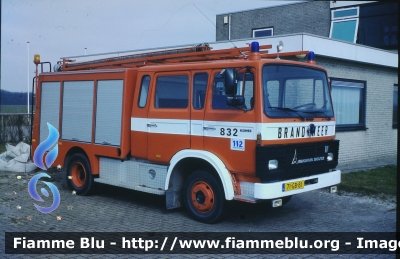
top-left (255, 140), bottom-right (339, 183)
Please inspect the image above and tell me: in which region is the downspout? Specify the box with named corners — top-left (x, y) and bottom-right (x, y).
top-left (228, 14), bottom-right (231, 40)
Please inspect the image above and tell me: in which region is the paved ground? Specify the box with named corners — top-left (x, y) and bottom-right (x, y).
top-left (0, 161), bottom-right (397, 259)
top-left (338, 156), bottom-right (397, 174)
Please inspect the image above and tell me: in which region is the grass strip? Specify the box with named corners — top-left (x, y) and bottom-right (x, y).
top-left (339, 165), bottom-right (397, 196)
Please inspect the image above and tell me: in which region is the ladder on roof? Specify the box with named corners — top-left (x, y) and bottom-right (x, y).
top-left (60, 43), bottom-right (271, 71)
top-left (60, 43), bottom-right (309, 71)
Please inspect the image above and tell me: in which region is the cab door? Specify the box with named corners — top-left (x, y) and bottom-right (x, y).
top-left (147, 72), bottom-right (191, 163)
top-left (203, 69), bottom-right (257, 174)
top-left (131, 74), bottom-right (151, 159)
top-left (190, 72), bottom-right (209, 150)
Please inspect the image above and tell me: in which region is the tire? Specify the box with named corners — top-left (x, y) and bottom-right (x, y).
top-left (183, 170), bottom-right (227, 223)
top-left (66, 153), bottom-right (94, 195)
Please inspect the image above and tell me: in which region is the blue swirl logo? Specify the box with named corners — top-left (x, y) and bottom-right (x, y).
top-left (33, 123), bottom-right (59, 170)
top-left (28, 172), bottom-right (61, 213)
top-left (29, 123), bottom-right (60, 213)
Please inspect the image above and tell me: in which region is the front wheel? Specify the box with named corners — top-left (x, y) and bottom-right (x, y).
top-left (67, 153), bottom-right (94, 195)
top-left (183, 170), bottom-right (227, 223)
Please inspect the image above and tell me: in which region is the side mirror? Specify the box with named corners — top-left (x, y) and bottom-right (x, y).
top-left (222, 68), bottom-right (237, 96)
top-left (328, 77), bottom-right (332, 92)
top-left (226, 96), bottom-right (245, 106)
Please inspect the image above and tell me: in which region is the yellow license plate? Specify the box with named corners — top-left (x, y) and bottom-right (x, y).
top-left (283, 180), bottom-right (305, 192)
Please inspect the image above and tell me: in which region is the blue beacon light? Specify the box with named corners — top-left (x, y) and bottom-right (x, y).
top-left (251, 42), bottom-right (260, 52)
top-left (307, 51), bottom-right (316, 64)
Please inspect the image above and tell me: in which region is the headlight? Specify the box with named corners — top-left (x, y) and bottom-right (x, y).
top-left (268, 159), bottom-right (278, 170)
top-left (327, 152), bottom-right (334, 161)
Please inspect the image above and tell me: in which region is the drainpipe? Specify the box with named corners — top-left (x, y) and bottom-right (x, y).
top-left (228, 14), bottom-right (231, 40)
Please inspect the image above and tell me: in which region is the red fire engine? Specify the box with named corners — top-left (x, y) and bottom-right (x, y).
top-left (32, 41), bottom-right (340, 223)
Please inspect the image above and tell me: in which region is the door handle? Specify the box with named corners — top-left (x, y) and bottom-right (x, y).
top-left (147, 124), bottom-right (157, 127)
top-left (203, 127), bottom-right (216, 131)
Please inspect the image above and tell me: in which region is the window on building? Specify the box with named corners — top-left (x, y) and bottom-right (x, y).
top-left (155, 75), bottom-right (188, 108)
top-left (330, 78), bottom-right (366, 131)
top-left (394, 85), bottom-right (398, 128)
top-left (330, 7), bottom-right (359, 43)
top-left (253, 27), bottom-right (273, 38)
top-left (358, 2), bottom-right (398, 50)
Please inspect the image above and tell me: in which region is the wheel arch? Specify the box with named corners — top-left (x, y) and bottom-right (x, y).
top-left (165, 150), bottom-right (235, 200)
top-left (64, 146), bottom-right (90, 170)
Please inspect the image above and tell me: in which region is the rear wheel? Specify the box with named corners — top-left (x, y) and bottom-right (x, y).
top-left (183, 170), bottom-right (227, 223)
top-left (67, 153), bottom-right (93, 195)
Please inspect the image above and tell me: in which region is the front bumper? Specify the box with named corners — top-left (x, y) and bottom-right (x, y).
top-left (252, 169), bottom-right (341, 199)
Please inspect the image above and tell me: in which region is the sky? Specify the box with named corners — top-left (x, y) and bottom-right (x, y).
top-left (1, 0), bottom-right (299, 93)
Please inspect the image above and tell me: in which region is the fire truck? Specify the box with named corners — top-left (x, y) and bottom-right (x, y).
top-left (32, 41), bottom-right (340, 223)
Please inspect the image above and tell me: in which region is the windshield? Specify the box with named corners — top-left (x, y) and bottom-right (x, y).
top-left (262, 65), bottom-right (334, 119)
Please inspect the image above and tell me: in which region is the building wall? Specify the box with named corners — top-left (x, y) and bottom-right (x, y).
top-left (316, 56), bottom-right (398, 165)
top-left (215, 1), bottom-right (398, 167)
top-left (216, 1), bottom-right (331, 41)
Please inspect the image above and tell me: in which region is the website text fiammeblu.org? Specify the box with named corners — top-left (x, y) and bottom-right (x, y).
top-left (8, 234), bottom-right (400, 254)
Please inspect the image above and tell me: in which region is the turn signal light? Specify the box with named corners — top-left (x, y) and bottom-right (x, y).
top-left (256, 133), bottom-right (262, 145)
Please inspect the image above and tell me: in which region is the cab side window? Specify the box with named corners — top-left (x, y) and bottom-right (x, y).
top-left (193, 73), bottom-right (208, 110)
top-left (138, 75), bottom-right (150, 108)
top-left (155, 75), bottom-right (188, 108)
top-left (212, 71), bottom-right (254, 110)
top-left (212, 72), bottom-right (229, 109)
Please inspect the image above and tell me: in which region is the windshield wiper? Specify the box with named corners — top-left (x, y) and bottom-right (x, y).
top-left (268, 106), bottom-right (308, 121)
top-left (303, 111), bottom-right (332, 121)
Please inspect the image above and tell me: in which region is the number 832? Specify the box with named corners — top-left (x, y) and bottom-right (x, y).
top-left (220, 128), bottom-right (238, 136)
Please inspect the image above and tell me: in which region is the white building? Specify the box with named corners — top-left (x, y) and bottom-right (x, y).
top-left (214, 1), bottom-right (398, 166)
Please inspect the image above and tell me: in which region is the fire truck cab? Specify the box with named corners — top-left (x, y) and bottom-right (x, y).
top-left (32, 42), bottom-right (340, 223)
